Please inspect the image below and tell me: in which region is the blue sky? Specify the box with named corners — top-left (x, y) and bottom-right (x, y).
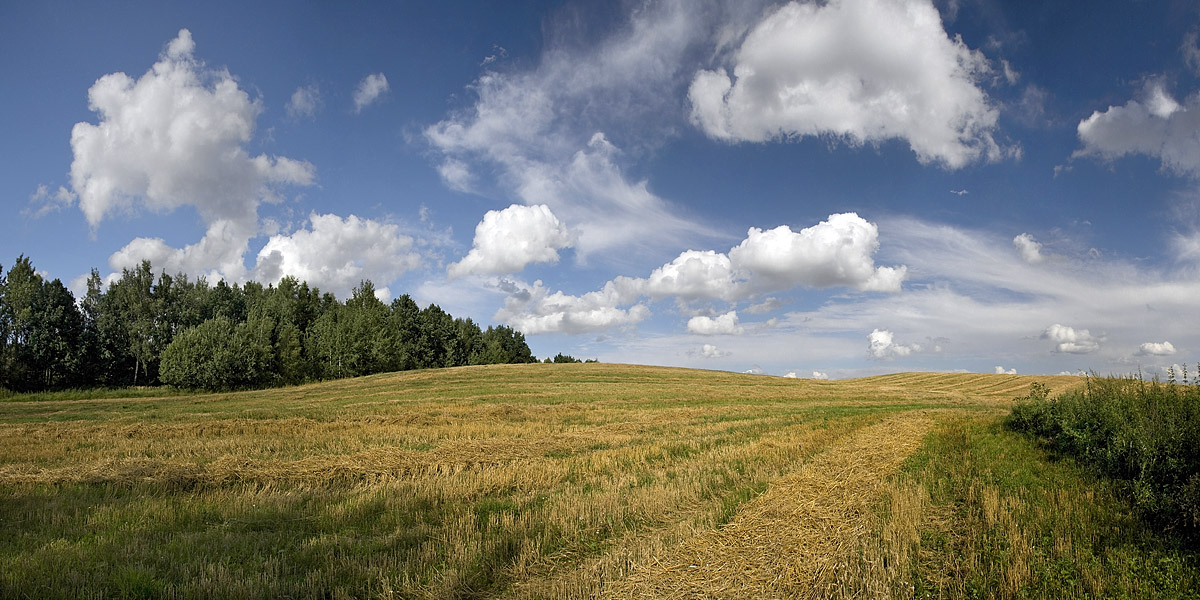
top-left (4, 0), bottom-right (1200, 378)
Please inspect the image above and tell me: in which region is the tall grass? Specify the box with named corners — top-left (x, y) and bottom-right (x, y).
top-left (843, 417), bottom-right (1200, 599)
top-left (1007, 374), bottom-right (1200, 534)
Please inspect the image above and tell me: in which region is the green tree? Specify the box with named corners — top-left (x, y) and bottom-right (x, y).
top-left (307, 304), bottom-right (353, 380)
top-left (159, 316), bottom-right (272, 391)
top-left (383, 295), bottom-right (422, 371)
top-left (474, 325), bottom-right (535, 365)
top-left (0, 256), bottom-right (43, 389)
top-left (106, 261), bottom-right (158, 385)
top-left (23, 279), bottom-right (85, 389)
top-left (416, 304), bottom-right (456, 369)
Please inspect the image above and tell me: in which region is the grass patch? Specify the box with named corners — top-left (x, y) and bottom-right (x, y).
top-left (1008, 376), bottom-right (1200, 534)
top-left (848, 416), bottom-right (1200, 599)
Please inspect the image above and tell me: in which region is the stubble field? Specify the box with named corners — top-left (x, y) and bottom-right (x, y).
top-left (1, 364), bottom-right (1195, 599)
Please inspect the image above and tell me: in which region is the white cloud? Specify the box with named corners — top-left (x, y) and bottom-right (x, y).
top-left (495, 279), bottom-right (649, 335)
top-left (108, 219), bottom-right (254, 282)
top-left (689, 0), bottom-right (1007, 168)
top-left (743, 214), bottom-right (1200, 376)
top-left (286, 84), bottom-right (321, 119)
top-left (1184, 31), bottom-right (1200, 76)
top-left (448, 204), bottom-right (573, 278)
top-left (492, 213), bottom-right (904, 335)
top-left (644, 250), bottom-right (736, 301)
top-left (253, 213), bottom-right (421, 298)
top-left (67, 29), bottom-right (315, 285)
top-left (508, 131), bottom-right (721, 258)
top-left (787, 370), bottom-right (829, 379)
top-left (700, 344), bottom-right (726, 358)
top-left (24, 184), bottom-right (77, 218)
top-left (1136, 341), bottom-right (1177, 356)
top-left (1000, 59), bottom-right (1020, 85)
top-left (728, 213), bottom-right (906, 293)
top-left (1042, 324), bottom-right (1102, 355)
top-left (69, 29), bottom-right (315, 233)
top-left (1076, 81), bottom-right (1200, 176)
top-left (994, 366), bottom-right (1017, 375)
top-left (687, 311), bottom-right (744, 335)
top-left (867, 328), bottom-right (922, 360)
top-left (744, 297), bottom-right (783, 315)
top-left (436, 158), bottom-right (475, 194)
top-left (1013, 233), bottom-right (1046, 264)
top-left (353, 73), bottom-right (389, 113)
top-left (425, 3), bottom-right (727, 260)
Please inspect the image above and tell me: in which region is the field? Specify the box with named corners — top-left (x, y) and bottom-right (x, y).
top-left (1, 364), bottom-right (1197, 599)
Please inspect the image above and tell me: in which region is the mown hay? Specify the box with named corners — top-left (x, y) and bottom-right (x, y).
top-left (607, 412), bottom-right (936, 599)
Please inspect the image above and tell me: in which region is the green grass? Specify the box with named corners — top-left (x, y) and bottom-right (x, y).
top-left (859, 416), bottom-right (1200, 599)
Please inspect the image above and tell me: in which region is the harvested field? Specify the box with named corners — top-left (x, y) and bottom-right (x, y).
top-left (608, 412), bottom-right (936, 599)
top-left (6, 363), bottom-right (1159, 599)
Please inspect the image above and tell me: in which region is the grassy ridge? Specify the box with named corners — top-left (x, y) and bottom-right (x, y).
top-left (0, 364), bottom-right (1189, 598)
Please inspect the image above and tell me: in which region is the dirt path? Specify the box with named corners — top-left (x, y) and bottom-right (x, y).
top-left (604, 411), bottom-right (937, 599)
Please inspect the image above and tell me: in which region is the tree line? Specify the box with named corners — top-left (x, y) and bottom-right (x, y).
top-left (0, 256), bottom-right (537, 392)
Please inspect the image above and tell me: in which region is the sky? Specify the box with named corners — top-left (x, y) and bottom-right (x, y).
top-left (4, 0), bottom-right (1200, 379)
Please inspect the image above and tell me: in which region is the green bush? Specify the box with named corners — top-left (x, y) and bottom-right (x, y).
top-left (1007, 374), bottom-right (1200, 534)
top-left (159, 317), bottom-right (272, 391)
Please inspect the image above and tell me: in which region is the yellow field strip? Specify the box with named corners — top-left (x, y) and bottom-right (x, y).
top-left (606, 410), bottom-right (937, 599)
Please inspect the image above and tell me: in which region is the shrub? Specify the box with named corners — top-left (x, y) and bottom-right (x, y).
top-left (159, 317), bottom-right (272, 391)
top-left (1007, 374), bottom-right (1200, 534)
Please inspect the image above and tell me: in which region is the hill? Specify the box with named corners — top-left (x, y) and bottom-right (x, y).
top-left (0, 364), bottom-right (1191, 598)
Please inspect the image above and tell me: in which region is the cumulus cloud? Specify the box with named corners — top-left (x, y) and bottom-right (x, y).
top-left (1042, 324), bottom-right (1102, 354)
top-left (494, 279), bottom-right (649, 335)
top-left (1076, 81), bottom-right (1200, 176)
top-left (67, 29), bottom-right (317, 285)
top-left (788, 370), bottom-right (830, 379)
top-left (687, 311), bottom-right (744, 335)
top-left (644, 250), bottom-right (736, 301)
top-left (109, 219), bottom-right (254, 282)
top-left (867, 328), bottom-right (921, 360)
top-left (729, 213), bottom-right (906, 293)
top-left (689, 0), bottom-right (1007, 168)
top-left (1136, 341), bottom-right (1177, 356)
top-left (69, 29), bottom-right (315, 233)
top-left (448, 204), bottom-right (573, 278)
top-left (353, 73), bottom-right (389, 113)
top-left (493, 213), bottom-right (903, 335)
top-left (700, 344), bottom-right (726, 358)
top-left (253, 213), bottom-right (421, 298)
top-left (1013, 233), bottom-right (1046, 264)
top-left (994, 366), bottom-right (1017, 375)
top-left (286, 84), bottom-right (321, 119)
